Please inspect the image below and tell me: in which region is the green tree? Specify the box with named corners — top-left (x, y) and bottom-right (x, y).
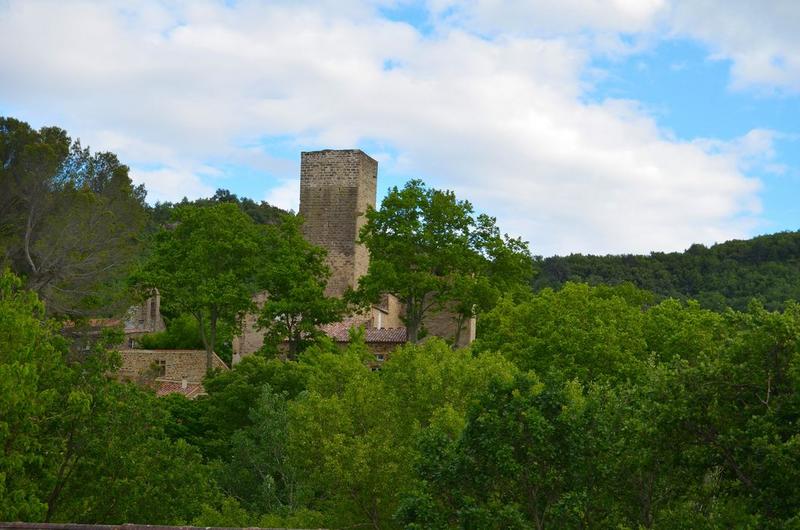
top-left (449, 213), bottom-right (533, 344)
top-left (399, 373), bottom-right (585, 529)
top-left (216, 386), bottom-right (303, 515)
top-left (474, 282), bottom-right (651, 384)
top-left (0, 117), bottom-right (147, 317)
top-left (0, 269), bottom-right (68, 520)
top-left (533, 230), bottom-right (800, 313)
top-left (148, 188), bottom-right (287, 230)
top-left (183, 354), bottom-right (309, 460)
top-left (358, 180), bottom-right (531, 343)
top-left (256, 215), bottom-right (344, 356)
top-left (0, 269), bottom-right (219, 523)
top-left (137, 203), bottom-right (264, 371)
top-left (139, 313), bottom-right (205, 350)
top-left (280, 339), bottom-right (517, 529)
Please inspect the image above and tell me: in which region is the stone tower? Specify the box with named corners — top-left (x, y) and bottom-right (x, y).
top-left (299, 149), bottom-right (377, 297)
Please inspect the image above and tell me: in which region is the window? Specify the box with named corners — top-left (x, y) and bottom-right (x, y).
top-left (375, 353), bottom-right (385, 362)
top-left (155, 359), bottom-right (166, 377)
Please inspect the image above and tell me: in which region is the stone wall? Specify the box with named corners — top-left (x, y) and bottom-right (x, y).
top-left (124, 292), bottom-right (165, 334)
top-left (299, 149), bottom-right (377, 297)
top-left (118, 349), bottom-right (227, 383)
top-left (232, 292), bottom-right (267, 361)
top-left (373, 293), bottom-right (404, 329)
top-left (423, 307), bottom-right (476, 349)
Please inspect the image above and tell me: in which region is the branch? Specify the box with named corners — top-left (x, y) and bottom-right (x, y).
top-left (23, 203), bottom-right (39, 273)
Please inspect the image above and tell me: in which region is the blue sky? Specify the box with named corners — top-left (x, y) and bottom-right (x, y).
top-left (1, 1), bottom-right (799, 255)
top-left (590, 38), bottom-right (800, 234)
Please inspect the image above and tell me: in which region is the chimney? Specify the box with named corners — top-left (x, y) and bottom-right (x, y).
top-left (181, 379), bottom-right (188, 390)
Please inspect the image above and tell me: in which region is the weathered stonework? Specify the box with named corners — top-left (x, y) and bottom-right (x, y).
top-left (117, 349), bottom-right (227, 384)
top-left (300, 149), bottom-right (377, 297)
top-left (124, 293), bottom-right (164, 334)
top-left (422, 307), bottom-right (477, 349)
top-left (374, 293), bottom-right (404, 329)
top-left (231, 291), bottom-right (268, 362)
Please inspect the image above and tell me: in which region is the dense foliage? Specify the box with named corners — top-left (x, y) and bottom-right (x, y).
top-left (148, 188), bottom-right (288, 229)
top-left (136, 203), bottom-right (266, 370)
top-left (6, 237), bottom-right (800, 528)
top-left (256, 215), bottom-right (346, 356)
top-left (0, 117), bottom-right (147, 317)
top-left (158, 283), bottom-right (800, 529)
top-left (5, 116), bottom-right (800, 528)
top-left (358, 179), bottom-right (532, 342)
top-left (137, 204), bottom-right (345, 364)
top-left (0, 270), bottom-right (217, 524)
top-left (534, 231), bottom-right (800, 311)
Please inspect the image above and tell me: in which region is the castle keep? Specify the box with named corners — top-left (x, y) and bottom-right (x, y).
top-left (299, 150), bottom-right (377, 297)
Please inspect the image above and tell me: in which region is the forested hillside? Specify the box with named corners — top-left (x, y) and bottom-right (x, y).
top-left (147, 188), bottom-right (288, 229)
top-left (534, 231), bottom-right (800, 311)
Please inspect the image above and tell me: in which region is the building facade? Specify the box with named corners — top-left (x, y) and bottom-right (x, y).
top-left (117, 349), bottom-right (228, 399)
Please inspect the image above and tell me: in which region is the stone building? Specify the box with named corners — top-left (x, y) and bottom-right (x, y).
top-left (233, 149), bottom-right (475, 362)
top-left (122, 291), bottom-right (166, 347)
top-left (64, 292), bottom-right (166, 353)
top-left (116, 148), bottom-right (475, 384)
top-left (117, 349), bottom-right (228, 399)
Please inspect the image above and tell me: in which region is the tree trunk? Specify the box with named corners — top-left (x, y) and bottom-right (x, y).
top-left (207, 307), bottom-right (217, 373)
top-left (452, 313), bottom-right (466, 349)
top-left (406, 295), bottom-right (421, 343)
top-left (24, 203), bottom-right (39, 274)
top-left (196, 311), bottom-right (214, 373)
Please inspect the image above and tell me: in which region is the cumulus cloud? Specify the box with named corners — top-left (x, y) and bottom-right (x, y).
top-left (430, 0), bottom-right (665, 36)
top-left (0, 0), bottom-right (782, 254)
top-left (667, 0), bottom-right (800, 93)
top-left (131, 166), bottom-right (216, 204)
top-left (265, 179), bottom-right (301, 213)
top-left (440, 0), bottom-right (800, 93)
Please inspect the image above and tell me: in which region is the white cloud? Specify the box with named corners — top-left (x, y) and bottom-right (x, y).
top-left (437, 0), bottom-right (800, 93)
top-left (667, 0), bottom-right (800, 93)
top-left (430, 0), bottom-right (666, 35)
top-left (0, 0), bottom-right (780, 254)
top-left (131, 167), bottom-right (215, 204)
top-left (265, 179), bottom-right (300, 213)
top-left (694, 129), bottom-right (785, 174)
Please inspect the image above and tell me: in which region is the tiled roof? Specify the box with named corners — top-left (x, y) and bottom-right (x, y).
top-left (155, 379), bottom-right (205, 399)
top-left (320, 322), bottom-right (407, 343)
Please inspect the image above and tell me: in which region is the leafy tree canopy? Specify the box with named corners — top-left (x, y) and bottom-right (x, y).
top-left (256, 215), bottom-right (345, 356)
top-left (0, 117), bottom-right (147, 317)
top-left (148, 188), bottom-right (288, 229)
top-left (357, 179), bottom-right (533, 343)
top-left (136, 203), bottom-right (264, 371)
top-left (0, 269), bottom-right (219, 524)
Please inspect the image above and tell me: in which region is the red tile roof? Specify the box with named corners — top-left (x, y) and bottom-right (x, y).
top-left (320, 322), bottom-right (407, 343)
top-left (155, 379), bottom-right (205, 399)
